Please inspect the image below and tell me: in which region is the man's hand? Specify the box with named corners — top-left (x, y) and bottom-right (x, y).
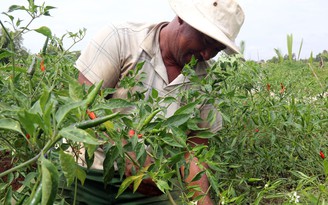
top-left (182, 153), bottom-right (214, 205)
top-left (183, 137), bottom-right (214, 205)
top-left (124, 152), bottom-right (163, 196)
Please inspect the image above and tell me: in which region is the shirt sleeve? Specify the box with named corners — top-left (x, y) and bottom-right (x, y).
top-left (75, 25), bottom-right (122, 88)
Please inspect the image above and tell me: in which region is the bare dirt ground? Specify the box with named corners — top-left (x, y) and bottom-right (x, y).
top-left (0, 151), bottom-right (24, 190)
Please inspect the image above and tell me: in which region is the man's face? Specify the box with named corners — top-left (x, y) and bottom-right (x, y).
top-left (174, 21), bottom-right (226, 66)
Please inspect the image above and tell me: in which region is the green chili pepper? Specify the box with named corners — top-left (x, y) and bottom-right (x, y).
top-left (85, 80), bottom-right (103, 107)
top-left (73, 112), bottom-right (120, 129)
top-left (137, 109), bottom-right (161, 131)
top-left (150, 128), bottom-right (162, 134)
top-left (29, 182), bottom-right (42, 205)
top-left (42, 36), bottom-right (49, 56)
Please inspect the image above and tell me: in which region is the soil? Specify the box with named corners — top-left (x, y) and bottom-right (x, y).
top-left (0, 151), bottom-right (24, 190)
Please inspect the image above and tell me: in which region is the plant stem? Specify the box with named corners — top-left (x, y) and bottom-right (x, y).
top-left (124, 152), bottom-right (141, 168)
top-left (73, 176), bottom-right (78, 205)
top-left (167, 191), bottom-right (178, 205)
top-left (0, 153), bottom-right (40, 178)
top-left (0, 136), bottom-right (60, 178)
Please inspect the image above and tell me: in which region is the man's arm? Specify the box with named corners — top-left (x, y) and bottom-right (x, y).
top-left (78, 72), bottom-right (93, 86)
top-left (182, 138), bottom-right (214, 205)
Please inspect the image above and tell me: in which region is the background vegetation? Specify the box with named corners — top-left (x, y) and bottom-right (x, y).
top-left (0, 1), bottom-right (327, 205)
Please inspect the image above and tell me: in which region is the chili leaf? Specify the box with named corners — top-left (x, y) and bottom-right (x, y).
top-left (59, 127), bottom-right (101, 145)
top-left (162, 136), bottom-right (185, 148)
top-left (162, 114), bottom-right (190, 127)
top-left (103, 145), bottom-right (120, 184)
top-left (133, 174), bottom-right (144, 193)
top-left (76, 166), bottom-right (87, 186)
top-left (116, 175), bottom-right (138, 197)
top-left (0, 118), bottom-right (24, 137)
top-left (155, 180), bottom-right (170, 193)
top-left (41, 156), bottom-right (59, 205)
top-left (59, 150), bottom-right (76, 186)
top-left (4, 186), bottom-right (12, 205)
top-left (190, 170), bottom-right (206, 182)
top-left (18, 110), bottom-right (44, 136)
top-left (55, 101), bottom-right (85, 127)
top-left (34, 26), bottom-right (52, 38)
top-left (174, 102), bottom-right (197, 115)
top-left (64, 73), bottom-right (84, 102)
top-left (207, 170), bottom-right (219, 195)
top-left (93, 98), bottom-right (135, 110)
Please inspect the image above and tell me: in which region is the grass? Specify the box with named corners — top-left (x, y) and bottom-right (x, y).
top-left (208, 59), bottom-right (328, 204)
top-left (263, 61), bottom-right (328, 96)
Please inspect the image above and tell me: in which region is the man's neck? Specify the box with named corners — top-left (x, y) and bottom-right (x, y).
top-left (159, 18), bottom-right (183, 83)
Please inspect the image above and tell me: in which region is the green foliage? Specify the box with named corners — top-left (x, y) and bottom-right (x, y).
top-left (208, 59), bottom-right (328, 204)
top-left (0, 1), bottom-right (328, 205)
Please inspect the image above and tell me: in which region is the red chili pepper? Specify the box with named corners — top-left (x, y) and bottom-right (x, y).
top-left (320, 151), bottom-right (325, 159)
top-left (86, 110), bottom-right (97, 120)
top-left (40, 59), bottom-right (45, 72)
top-left (128, 129), bottom-right (135, 137)
top-left (26, 133), bottom-right (30, 139)
top-left (128, 129), bottom-right (143, 138)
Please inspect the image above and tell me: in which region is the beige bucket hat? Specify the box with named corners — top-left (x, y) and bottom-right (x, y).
top-left (168, 0), bottom-right (245, 54)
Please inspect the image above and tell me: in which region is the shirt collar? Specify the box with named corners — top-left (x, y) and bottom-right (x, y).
top-left (140, 22), bottom-right (210, 86)
top-left (140, 22), bottom-right (168, 57)
top-left (141, 22), bottom-right (170, 84)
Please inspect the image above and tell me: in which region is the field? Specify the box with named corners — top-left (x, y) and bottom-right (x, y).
top-left (1, 1), bottom-right (328, 205)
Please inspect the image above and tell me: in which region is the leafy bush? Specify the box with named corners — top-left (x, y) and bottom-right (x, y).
top-left (1, 1), bottom-right (328, 205)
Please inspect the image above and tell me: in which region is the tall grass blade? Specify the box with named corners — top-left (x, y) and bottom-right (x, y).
top-left (287, 34), bottom-right (293, 62)
top-left (297, 38), bottom-right (303, 60)
top-left (274, 48), bottom-right (283, 63)
top-left (309, 51), bottom-right (313, 65)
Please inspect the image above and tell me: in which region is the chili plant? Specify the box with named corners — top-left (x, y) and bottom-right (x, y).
top-left (1, 1), bottom-right (328, 205)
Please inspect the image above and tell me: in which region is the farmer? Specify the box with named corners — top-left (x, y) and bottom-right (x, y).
top-left (69, 0), bottom-right (245, 204)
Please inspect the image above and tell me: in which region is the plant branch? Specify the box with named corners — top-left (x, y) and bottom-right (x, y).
top-left (0, 135), bottom-right (60, 178)
top-left (167, 191), bottom-right (178, 205)
top-left (124, 152), bottom-right (141, 168)
top-left (0, 152), bottom-right (40, 178)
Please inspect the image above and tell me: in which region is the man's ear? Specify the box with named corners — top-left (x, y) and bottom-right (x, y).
top-left (177, 16), bottom-right (184, 25)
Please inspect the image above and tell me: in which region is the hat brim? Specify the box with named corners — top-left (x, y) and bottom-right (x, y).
top-left (168, 0), bottom-right (240, 54)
